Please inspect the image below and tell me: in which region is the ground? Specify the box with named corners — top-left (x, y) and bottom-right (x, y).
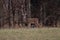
top-left (0, 28), bottom-right (60, 40)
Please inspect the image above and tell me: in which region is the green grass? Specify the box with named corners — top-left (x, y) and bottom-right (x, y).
top-left (0, 28), bottom-right (60, 40)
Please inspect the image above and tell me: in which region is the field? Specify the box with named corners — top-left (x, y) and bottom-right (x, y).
top-left (0, 28), bottom-right (60, 40)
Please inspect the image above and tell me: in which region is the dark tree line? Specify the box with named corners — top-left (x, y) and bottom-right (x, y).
top-left (0, 0), bottom-right (60, 28)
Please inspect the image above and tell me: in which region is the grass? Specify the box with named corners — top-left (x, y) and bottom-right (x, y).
top-left (0, 28), bottom-right (60, 40)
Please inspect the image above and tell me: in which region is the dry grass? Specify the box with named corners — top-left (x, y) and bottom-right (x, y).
top-left (0, 28), bottom-right (60, 40)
